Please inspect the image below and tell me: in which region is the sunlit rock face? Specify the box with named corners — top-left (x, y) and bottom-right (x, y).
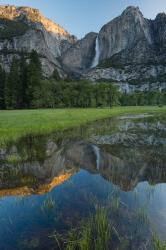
top-left (0, 5), bottom-right (70, 36)
top-left (0, 5), bottom-right (77, 77)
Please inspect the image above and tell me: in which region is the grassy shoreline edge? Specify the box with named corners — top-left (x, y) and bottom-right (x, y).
top-left (0, 106), bottom-right (165, 146)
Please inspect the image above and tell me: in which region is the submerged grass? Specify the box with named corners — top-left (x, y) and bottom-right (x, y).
top-left (153, 234), bottom-right (166, 250)
top-left (0, 106), bottom-right (165, 146)
top-left (41, 196), bottom-right (56, 213)
top-left (66, 207), bottom-right (113, 250)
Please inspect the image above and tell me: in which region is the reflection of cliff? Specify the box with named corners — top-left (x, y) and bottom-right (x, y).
top-left (1, 139), bottom-right (166, 195)
top-left (0, 116), bottom-right (166, 195)
top-left (0, 173), bottom-right (73, 197)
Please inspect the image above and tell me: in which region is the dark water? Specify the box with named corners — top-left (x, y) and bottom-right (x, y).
top-left (0, 113), bottom-right (166, 249)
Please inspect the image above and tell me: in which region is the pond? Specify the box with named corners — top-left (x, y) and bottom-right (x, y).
top-left (0, 113), bottom-right (166, 249)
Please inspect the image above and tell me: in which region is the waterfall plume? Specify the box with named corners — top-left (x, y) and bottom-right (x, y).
top-left (91, 36), bottom-right (100, 68)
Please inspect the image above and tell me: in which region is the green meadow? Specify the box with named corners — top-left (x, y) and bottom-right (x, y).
top-left (0, 106), bottom-right (165, 146)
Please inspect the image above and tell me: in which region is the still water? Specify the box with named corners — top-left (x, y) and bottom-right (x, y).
top-left (0, 113), bottom-right (166, 249)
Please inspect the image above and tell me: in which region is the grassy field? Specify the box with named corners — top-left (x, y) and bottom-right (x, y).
top-left (0, 106), bottom-right (165, 146)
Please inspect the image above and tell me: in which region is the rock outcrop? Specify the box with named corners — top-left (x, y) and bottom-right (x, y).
top-left (61, 32), bottom-right (97, 75)
top-left (61, 6), bottom-right (166, 91)
top-left (0, 5), bottom-right (166, 91)
top-left (0, 5), bottom-right (76, 76)
top-left (98, 6), bottom-right (153, 62)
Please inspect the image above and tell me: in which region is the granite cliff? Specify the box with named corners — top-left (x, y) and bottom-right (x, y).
top-left (61, 6), bottom-right (166, 92)
top-left (0, 5), bottom-right (76, 77)
top-left (0, 5), bottom-right (166, 92)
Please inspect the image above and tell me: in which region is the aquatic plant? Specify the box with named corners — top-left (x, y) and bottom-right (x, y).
top-left (152, 234), bottom-right (166, 250)
top-left (65, 207), bottom-right (114, 250)
top-left (135, 206), bottom-right (149, 226)
top-left (6, 154), bottom-right (22, 164)
top-left (65, 229), bottom-right (80, 250)
top-left (107, 186), bottom-right (121, 214)
top-left (41, 196), bottom-right (56, 213)
top-left (50, 230), bottom-right (62, 250)
top-left (18, 237), bottom-right (40, 249)
top-left (110, 196), bottom-right (120, 213)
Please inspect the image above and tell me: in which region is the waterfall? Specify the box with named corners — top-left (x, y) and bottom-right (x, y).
top-left (91, 36), bottom-right (100, 68)
top-left (92, 145), bottom-right (100, 170)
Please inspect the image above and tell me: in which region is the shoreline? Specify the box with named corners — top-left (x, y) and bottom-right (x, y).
top-left (0, 106), bottom-right (165, 146)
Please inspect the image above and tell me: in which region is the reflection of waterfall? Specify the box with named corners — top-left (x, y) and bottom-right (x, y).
top-left (92, 145), bottom-right (100, 170)
top-left (91, 36), bottom-right (100, 68)
top-left (125, 83), bottom-right (130, 94)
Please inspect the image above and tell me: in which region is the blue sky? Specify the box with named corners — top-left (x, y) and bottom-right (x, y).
top-left (0, 0), bottom-right (166, 38)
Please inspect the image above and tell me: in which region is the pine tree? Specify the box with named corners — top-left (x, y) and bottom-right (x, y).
top-left (19, 54), bottom-right (28, 108)
top-left (5, 57), bottom-right (20, 109)
top-left (52, 69), bottom-right (60, 81)
top-left (0, 64), bottom-right (6, 109)
top-left (26, 50), bottom-right (42, 108)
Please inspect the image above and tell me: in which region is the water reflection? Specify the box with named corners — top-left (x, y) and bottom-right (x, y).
top-left (0, 113), bottom-right (166, 249)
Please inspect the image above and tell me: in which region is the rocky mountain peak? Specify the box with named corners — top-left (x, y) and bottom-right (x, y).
top-left (121, 6), bottom-right (147, 26)
top-left (122, 6), bottom-right (141, 16)
top-left (0, 4), bottom-right (166, 92)
top-left (97, 5), bottom-right (153, 62)
top-left (0, 5), bottom-right (71, 38)
top-left (0, 4), bottom-right (78, 77)
top-left (155, 12), bottom-right (166, 21)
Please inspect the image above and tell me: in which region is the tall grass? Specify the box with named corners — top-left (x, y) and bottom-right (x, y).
top-left (66, 207), bottom-right (113, 250)
top-left (41, 196), bottom-right (56, 213)
top-left (0, 106), bottom-right (165, 146)
top-left (152, 234), bottom-right (166, 250)
top-left (49, 192), bottom-right (165, 250)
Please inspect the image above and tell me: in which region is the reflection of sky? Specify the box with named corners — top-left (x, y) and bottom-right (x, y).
top-left (144, 183), bottom-right (166, 239)
top-left (0, 170), bottom-right (166, 248)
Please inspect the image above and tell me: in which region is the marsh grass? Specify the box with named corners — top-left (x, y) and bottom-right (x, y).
top-left (135, 206), bottom-right (149, 226)
top-left (18, 237), bottom-right (40, 249)
top-left (65, 207), bottom-right (114, 250)
top-left (152, 234), bottom-right (166, 250)
top-left (0, 106), bottom-right (165, 146)
top-left (49, 193), bottom-right (162, 250)
top-left (65, 230), bottom-right (79, 250)
top-left (107, 186), bottom-right (121, 214)
top-left (110, 195), bottom-right (120, 214)
top-left (6, 154), bottom-right (22, 164)
top-left (41, 197), bottom-right (56, 213)
top-left (50, 230), bottom-right (63, 250)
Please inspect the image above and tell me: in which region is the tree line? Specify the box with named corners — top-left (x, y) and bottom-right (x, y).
top-left (0, 50), bottom-right (42, 109)
top-left (120, 91), bottom-right (166, 106)
top-left (0, 51), bottom-right (166, 109)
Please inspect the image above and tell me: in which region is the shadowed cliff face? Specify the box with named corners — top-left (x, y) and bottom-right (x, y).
top-left (0, 114), bottom-right (165, 196)
top-left (60, 6), bottom-right (166, 89)
top-left (98, 6), bottom-right (153, 62)
top-left (61, 32), bottom-right (97, 75)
